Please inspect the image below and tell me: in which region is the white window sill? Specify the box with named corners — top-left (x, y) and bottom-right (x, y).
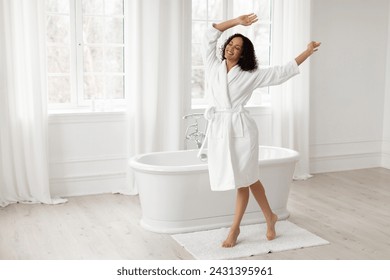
top-left (190, 103), bottom-right (271, 114)
top-left (48, 108), bottom-right (127, 124)
top-left (48, 106), bottom-right (127, 116)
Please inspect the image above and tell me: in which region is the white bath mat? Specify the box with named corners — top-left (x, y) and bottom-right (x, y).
top-left (172, 220), bottom-right (329, 260)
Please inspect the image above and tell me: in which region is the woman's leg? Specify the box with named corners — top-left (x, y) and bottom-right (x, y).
top-left (222, 186), bottom-right (249, 247)
top-left (249, 180), bottom-right (278, 240)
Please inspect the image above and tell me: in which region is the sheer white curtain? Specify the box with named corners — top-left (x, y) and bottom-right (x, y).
top-left (125, 0), bottom-right (191, 194)
top-left (0, 0), bottom-right (66, 207)
top-left (270, 0), bottom-right (312, 179)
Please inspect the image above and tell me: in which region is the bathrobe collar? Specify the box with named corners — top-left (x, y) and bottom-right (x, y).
top-left (216, 61), bottom-right (232, 108)
top-left (227, 64), bottom-right (240, 85)
top-left (217, 62), bottom-right (241, 109)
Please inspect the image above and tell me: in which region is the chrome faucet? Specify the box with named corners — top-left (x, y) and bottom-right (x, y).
top-left (183, 113), bottom-right (206, 149)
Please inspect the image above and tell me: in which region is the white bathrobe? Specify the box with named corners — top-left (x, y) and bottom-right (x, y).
top-left (202, 26), bottom-right (300, 191)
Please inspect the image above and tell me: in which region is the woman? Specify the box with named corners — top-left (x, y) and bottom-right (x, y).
top-left (201, 14), bottom-right (320, 248)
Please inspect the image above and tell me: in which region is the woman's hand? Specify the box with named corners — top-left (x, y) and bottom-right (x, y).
top-left (295, 41), bottom-right (321, 65)
top-left (237, 13), bottom-right (258, 26)
top-left (307, 41), bottom-right (321, 55)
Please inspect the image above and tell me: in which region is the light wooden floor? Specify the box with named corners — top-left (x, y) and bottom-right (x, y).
top-left (0, 168), bottom-right (389, 260)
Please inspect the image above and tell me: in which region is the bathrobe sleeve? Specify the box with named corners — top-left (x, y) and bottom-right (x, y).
top-left (201, 25), bottom-right (222, 71)
top-left (253, 60), bottom-right (300, 88)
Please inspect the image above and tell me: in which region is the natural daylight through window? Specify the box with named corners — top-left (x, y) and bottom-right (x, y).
top-left (191, 0), bottom-right (272, 107)
top-left (45, 0), bottom-right (125, 111)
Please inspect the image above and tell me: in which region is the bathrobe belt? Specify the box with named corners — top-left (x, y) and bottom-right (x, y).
top-left (197, 105), bottom-right (247, 159)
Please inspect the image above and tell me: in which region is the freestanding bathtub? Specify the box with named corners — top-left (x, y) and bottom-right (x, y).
top-left (129, 146), bottom-right (299, 234)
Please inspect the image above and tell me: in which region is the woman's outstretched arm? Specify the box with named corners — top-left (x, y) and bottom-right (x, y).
top-left (213, 13), bottom-right (258, 32)
top-left (295, 41), bottom-right (321, 65)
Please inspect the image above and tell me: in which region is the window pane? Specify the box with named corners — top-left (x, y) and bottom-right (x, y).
top-left (191, 68), bottom-right (204, 99)
top-left (82, 2), bottom-right (125, 103)
top-left (46, 0), bottom-right (126, 107)
top-left (83, 16), bottom-right (104, 43)
top-left (192, 44), bottom-right (203, 66)
top-left (46, 0), bottom-right (69, 13)
top-left (208, 0), bottom-right (223, 20)
top-left (84, 75), bottom-right (124, 100)
top-left (46, 15), bottom-right (70, 44)
top-left (192, 0), bottom-right (207, 20)
top-left (106, 75), bottom-right (124, 99)
top-left (254, 0), bottom-right (271, 21)
top-left (47, 46), bottom-right (70, 73)
top-left (82, 0), bottom-right (104, 14)
top-left (192, 21), bottom-right (207, 44)
top-left (105, 0), bottom-right (124, 15)
top-left (47, 76), bottom-right (71, 103)
top-left (256, 47), bottom-right (270, 65)
top-left (105, 47), bottom-right (124, 72)
top-left (253, 24), bottom-right (271, 45)
top-left (191, 0), bottom-right (272, 106)
top-left (105, 18), bottom-right (124, 44)
top-left (84, 46), bottom-right (104, 72)
top-left (84, 46), bottom-right (123, 72)
top-left (84, 75), bottom-right (104, 99)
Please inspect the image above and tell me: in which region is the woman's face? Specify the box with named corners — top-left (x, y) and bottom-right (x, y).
top-left (225, 36), bottom-right (243, 63)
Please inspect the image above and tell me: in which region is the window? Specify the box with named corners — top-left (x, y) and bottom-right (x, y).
top-left (45, 0), bottom-right (125, 110)
top-left (191, 0), bottom-right (272, 107)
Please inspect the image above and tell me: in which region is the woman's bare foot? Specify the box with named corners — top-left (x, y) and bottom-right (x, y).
top-left (222, 227), bottom-right (240, 248)
top-left (266, 213), bottom-right (278, 240)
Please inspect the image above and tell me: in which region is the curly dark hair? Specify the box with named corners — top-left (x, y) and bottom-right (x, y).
top-left (221, 33), bottom-right (258, 72)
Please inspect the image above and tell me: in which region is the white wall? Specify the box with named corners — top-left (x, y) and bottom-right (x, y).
top-left (310, 0), bottom-right (390, 173)
top-left (48, 0), bottom-right (390, 196)
top-left (48, 113), bottom-right (129, 197)
top-left (383, 2), bottom-right (390, 169)
top-left (48, 108), bottom-right (272, 197)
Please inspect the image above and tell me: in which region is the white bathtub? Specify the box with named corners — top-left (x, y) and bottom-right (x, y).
top-left (129, 146), bottom-right (299, 234)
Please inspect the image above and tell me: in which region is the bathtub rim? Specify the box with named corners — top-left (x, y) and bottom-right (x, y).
top-left (129, 145), bottom-right (300, 174)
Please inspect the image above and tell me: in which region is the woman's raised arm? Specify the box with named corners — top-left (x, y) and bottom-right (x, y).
top-left (295, 41), bottom-right (321, 66)
top-left (213, 13), bottom-right (258, 32)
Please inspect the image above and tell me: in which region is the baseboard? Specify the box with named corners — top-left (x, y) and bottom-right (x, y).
top-left (310, 152), bottom-right (382, 173)
top-left (382, 153), bottom-right (390, 169)
top-left (382, 139), bottom-right (390, 169)
top-left (310, 140), bottom-right (382, 173)
top-left (50, 172), bottom-right (129, 197)
top-left (49, 154), bottom-right (129, 197)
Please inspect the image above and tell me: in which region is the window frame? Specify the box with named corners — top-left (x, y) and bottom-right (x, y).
top-left (46, 0), bottom-right (127, 112)
top-left (191, 0), bottom-right (273, 108)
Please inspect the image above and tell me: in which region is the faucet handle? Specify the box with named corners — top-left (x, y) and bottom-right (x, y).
top-left (182, 113), bottom-right (204, 120)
